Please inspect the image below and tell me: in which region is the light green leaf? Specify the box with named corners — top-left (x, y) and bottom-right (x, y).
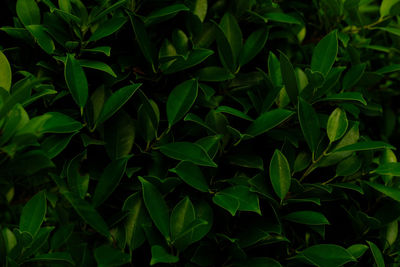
top-left (380, 0), bottom-right (400, 17)
top-left (187, 0), bottom-right (208, 22)
top-left (311, 30), bottom-right (338, 76)
top-left (20, 191), bottom-right (46, 237)
top-left (167, 79), bottom-right (198, 127)
top-left (284, 211), bottom-right (330, 225)
top-left (327, 108), bottom-right (348, 142)
top-left (150, 245), bottom-right (179, 265)
top-left (376, 26), bottom-right (400, 36)
top-left (300, 244), bottom-right (356, 266)
top-left (62, 191), bottom-right (110, 237)
top-left (94, 245), bottom-right (131, 267)
top-left (239, 28), bottom-right (269, 66)
top-left (79, 59), bottom-right (117, 77)
top-left (160, 142), bottom-right (217, 167)
top-left (219, 12), bottom-right (242, 68)
top-left (0, 51), bottom-right (12, 92)
top-left (317, 92), bottom-right (367, 105)
top-left (97, 83), bottom-right (142, 125)
top-left (269, 149), bottom-right (291, 201)
top-left (26, 25), bottom-right (55, 54)
top-left (170, 161), bottom-right (209, 192)
top-left (280, 51), bottom-right (298, 105)
top-left (374, 162), bottom-right (400, 176)
top-left (16, 0), bottom-right (41, 26)
top-left (347, 244), bottom-right (369, 258)
top-left (365, 181), bottom-right (400, 202)
top-left (139, 177), bottom-right (170, 239)
top-left (246, 109), bottom-right (294, 137)
top-left (298, 97), bottom-right (320, 153)
top-left (145, 4), bottom-right (190, 25)
top-left (367, 241), bottom-right (385, 267)
top-left (64, 53), bottom-right (88, 108)
top-left (92, 156), bottom-right (130, 207)
top-left (170, 196), bottom-right (196, 250)
top-left (333, 141), bottom-right (395, 152)
top-left (89, 16), bottom-right (127, 42)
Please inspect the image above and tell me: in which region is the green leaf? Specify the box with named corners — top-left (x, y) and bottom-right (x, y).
top-left (97, 83), bottom-right (142, 125)
top-left (139, 177), bottom-right (170, 239)
top-left (347, 244), bottom-right (369, 258)
top-left (218, 12), bottom-right (243, 69)
top-left (145, 4), bottom-right (190, 25)
top-left (170, 196), bottom-right (196, 250)
top-left (184, 113), bottom-right (217, 133)
top-left (239, 28), bottom-right (269, 66)
top-left (311, 30), bottom-right (338, 76)
top-left (16, 0), bottom-right (41, 26)
top-left (298, 97), bottom-right (321, 153)
top-left (79, 59), bottom-right (117, 77)
top-left (196, 66), bottom-right (235, 81)
top-left (128, 14), bottom-right (156, 72)
top-left (150, 245), bottom-right (179, 265)
top-left (26, 252), bottom-right (75, 265)
top-left (376, 26), bottom-right (400, 36)
top-left (104, 111), bottom-right (135, 160)
top-left (376, 64), bottom-right (400, 74)
top-left (227, 154), bottom-right (263, 169)
top-left (42, 112), bottom-right (82, 133)
top-left (246, 109), bottom-right (294, 137)
top-left (81, 46), bottom-right (111, 56)
top-left (216, 106), bottom-right (253, 121)
top-left (64, 53), bottom-right (88, 108)
top-left (365, 181), bottom-right (400, 202)
top-left (374, 162), bottom-right (400, 176)
top-left (167, 79), bottom-right (198, 127)
top-left (62, 191), bottom-right (110, 237)
top-left (342, 63), bottom-right (366, 91)
top-left (284, 211), bottom-right (330, 225)
top-left (92, 156), bottom-right (130, 207)
top-left (26, 25), bottom-right (55, 54)
top-left (317, 92), bottom-right (367, 105)
top-left (67, 151), bottom-right (89, 199)
top-left (367, 241), bottom-right (385, 267)
top-left (380, 0), bottom-right (400, 17)
top-left (263, 12), bottom-right (301, 24)
top-left (160, 142), bottom-right (217, 167)
top-left (213, 185), bottom-right (261, 215)
top-left (212, 193), bottom-right (239, 216)
top-left (94, 245), bottom-right (131, 267)
top-left (187, 0), bottom-right (208, 22)
top-left (0, 51), bottom-right (12, 92)
top-left (19, 191), bottom-right (46, 237)
top-left (327, 108), bottom-right (348, 142)
top-left (89, 16), bottom-right (127, 42)
top-left (333, 141), bottom-right (395, 152)
top-left (269, 149), bottom-right (291, 201)
top-left (335, 155), bottom-right (362, 177)
top-left (279, 51), bottom-right (298, 105)
top-left (170, 161), bottom-right (209, 192)
top-left (300, 244), bottom-right (356, 266)
top-left (164, 48), bottom-right (214, 74)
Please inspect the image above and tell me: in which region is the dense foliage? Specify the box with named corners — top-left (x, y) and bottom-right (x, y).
top-left (2, 0), bottom-right (400, 266)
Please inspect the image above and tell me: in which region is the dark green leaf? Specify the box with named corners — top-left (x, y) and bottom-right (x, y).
top-left (89, 17), bottom-right (127, 42)
top-left (365, 181), bottom-right (400, 202)
top-left (145, 4), bottom-right (190, 25)
top-left (311, 30), bottom-right (338, 76)
top-left (280, 51), bottom-right (298, 105)
top-left (160, 142), bottom-right (217, 167)
top-left (64, 53), bottom-right (88, 108)
top-left (264, 12), bottom-right (301, 24)
top-left (239, 28), bottom-right (269, 66)
top-left (333, 141), bottom-right (395, 152)
top-left (170, 161), bottom-right (209, 192)
top-left (19, 191), bottom-right (46, 237)
top-left (347, 244), bottom-right (369, 258)
top-left (317, 92), bottom-right (367, 105)
top-left (94, 245), bottom-right (131, 267)
top-left (26, 252), bottom-right (75, 265)
top-left (16, 0), bottom-right (41, 26)
top-left (246, 109), bottom-right (294, 137)
top-left (327, 108), bottom-right (348, 142)
top-left (269, 149), bottom-right (291, 201)
top-left (0, 51), bottom-right (12, 92)
top-left (79, 59), bottom-right (117, 77)
top-left (298, 97), bottom-right (320, 153)
top-left (196, 66), bottom-right (235, 81)
top-left (26, 25), bottom-right (55, 54)
top-left (284, 211), bottom-right (330, 225)
top-left (367, 241), bottom-right (385, 267)
top-left (300, 244), bottom-right (356, 266)
top-left (150, 245), bottom-right (179, 265)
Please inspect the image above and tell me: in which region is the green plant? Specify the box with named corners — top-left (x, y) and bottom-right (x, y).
top-left (1, 0), bottom-right (400, 266)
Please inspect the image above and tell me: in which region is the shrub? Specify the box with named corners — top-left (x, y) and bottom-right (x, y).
top-left (1, 0), bottom-right (400, 266)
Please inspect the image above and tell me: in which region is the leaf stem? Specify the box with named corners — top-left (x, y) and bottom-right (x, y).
top-left (300, 143), bottom-right (331, 182)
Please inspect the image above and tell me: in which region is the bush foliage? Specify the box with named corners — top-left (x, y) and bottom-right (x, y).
top-left (1, 0), bottom-right (400, 266)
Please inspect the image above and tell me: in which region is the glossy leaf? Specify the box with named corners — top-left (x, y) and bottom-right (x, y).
top-left (367, 241), bottom-right (385, 267)
top-left (280, 51), bottom-right (298, 105)
top-left (317, 92), bottom-right (367, 105)
top-left (269, 149), bottom-right (291, 201)
top-left (94, 245), bottom-right (131, 266)
top-left (89, 16), bottom-right (127, 42)
top-left (160, 142), bottom-right (217, 167)
top-left (0, 51), bottom-right (12, 92)
top-left (79, 60), bottom-right (117, 77)
top-left (284, 211), bottom-right (330, 225)
top-left (239, 28), bottom-right (269, 66)
top-left (246, 109), bottom-right (294, 137)
top-left (92, 156), bottom-right (130, 207)
top-left (170, 161), bottom-right (209, 192)
top-left (150, 245), bottom-right (179, 265)
top-left (64, 54), bottom-right (88, 108)
top-left (20, 191), bottom-right (46, 237)
top-left (145, 4), bottom-right (190, 25)
top-left (170, 196), bottom-right (196, 250)
top-left (333, 141), bottom-right (395, 153)
top-left (327, 108), bottom-right (348, 142)
top-left (16, 0), bottom-right (41, 26)
top-left (347, 244), bottom-right (369, 258)
top-left (365, 181), bottom-right (400, 202)
top-left (167, 79), bottom-right (198, 127)
top-left (26, 25), bottom-right (55, 54)
top-left (213, 185), bottom-right (261, 215)
top-left (300, 244), bottom-right (356, 266)
top-left (374, 162), bottom-right (400, 176)
top-left (311, 30), bottom-right (338, 76)
top-left (139, 177), bottom-right (170, 239)
top-left (196, 66), bottom-right (235, 81)
top-left (298, 97), bottom-right (320, 153)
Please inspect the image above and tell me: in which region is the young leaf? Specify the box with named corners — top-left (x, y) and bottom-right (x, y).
top-left (246, 109), bottom-right (294, 137)
top-left (298, 97), bottom-right (321, 153)
top-left (16, 0), bottom-right (41, 26)
top-left (160, 142), bottom-right (217, 167)
top-left (327, 108), bottom-right (348, 142)
top-left (64, 54), bottom-right (89, 108)
top-left (20, 191), bottom-right (46, 237)
top-left (0, 51), bottom-right (12, 92)
top-left (170, 161), bottom-right (209, 192)
top-left (280, 51), bottom-right (298, 105)
top-left (97, 83), bottom-right (142, 125)
top-left (92, 156), bottom-right (130, 207)
top-left (269, 149), bottom-right (291, 201)
top-left (239, 28), bottom-right (269, 66)
top-left (150, 245), bottom-right (179, 265)
top-left (139, 177), bottom-right (170, 239)
top-left (41, 112), bottom-right (82, 133)
top-left (167, 79), bottom-right (198, 127)
top-left (311, 30), bottom-right (338, 76)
